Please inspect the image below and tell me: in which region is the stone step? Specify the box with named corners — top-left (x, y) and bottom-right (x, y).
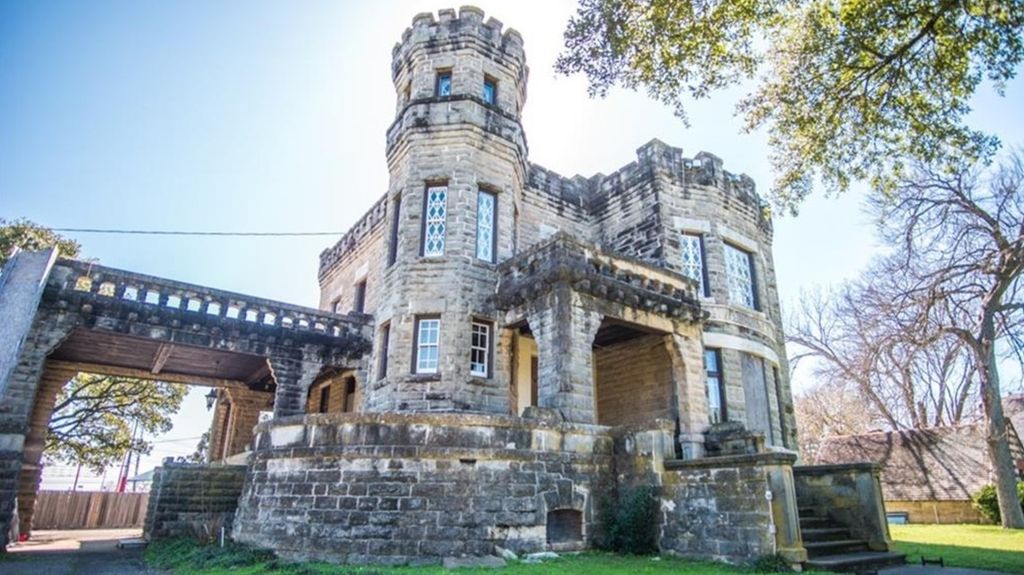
top-left (805, 551), bottom-right (906, 573)
top-left (801, 527), bottom-right (851, 542)
top-left (804, 539), bottom-right (871, 558)
top-left (799, 516), bottom-right (838, 528)
top-left (798, 506), bottom-right (819, 517)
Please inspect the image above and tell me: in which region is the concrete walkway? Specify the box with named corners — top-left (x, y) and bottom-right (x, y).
top-left (2, 529), bottom-right (159, 575)
top-left (882, 566), bottom-right (1012, 575)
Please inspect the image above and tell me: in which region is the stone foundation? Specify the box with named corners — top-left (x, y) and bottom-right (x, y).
top-left (233, 412), bottom-right (617, 565)
top-left (224, 412), bottom-right (808, 566)
top-left (144, 461), bottom-right (247, 540)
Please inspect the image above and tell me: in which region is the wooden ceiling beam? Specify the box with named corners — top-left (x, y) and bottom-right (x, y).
top-left (45, 360), bottom-right (247, 389)
top-left (150, 343), bottom-right (174, 375)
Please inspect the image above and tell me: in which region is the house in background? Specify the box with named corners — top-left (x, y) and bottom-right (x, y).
top-left (815, 422), bottom-right (1024, 524)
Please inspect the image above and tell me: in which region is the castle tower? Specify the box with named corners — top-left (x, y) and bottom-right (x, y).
top-left (367, 7), bottom-right (528, 413)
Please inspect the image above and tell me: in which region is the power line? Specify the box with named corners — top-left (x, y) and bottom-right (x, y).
top-left (53, 228), bottom-right (343, 237)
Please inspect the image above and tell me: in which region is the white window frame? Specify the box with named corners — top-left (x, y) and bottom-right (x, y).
top-left (476, 189), bottom-right (497, 262)
top-left (415, 317), bottom-right (440, 374)
top-left (422, 185), bottom-right (448, 257)
top-left (470, 320), bottom-right (491, 377)
top-left (724, 243), bottom-right (757, 309)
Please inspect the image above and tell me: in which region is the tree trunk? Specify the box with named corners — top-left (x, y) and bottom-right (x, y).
top-left (978, 324), bottom-right (1024, 528)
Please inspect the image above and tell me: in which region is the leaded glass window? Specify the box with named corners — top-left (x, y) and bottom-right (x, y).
top-left (436, 71), bottom-right (452, 97)
top-left (476, 189), bottom-right (496, 262)
top-left (705, 349), bottom-right (726, 424)
top-left (415, 317), bottom-right (440, 374)
top-left (470, 320), bottom-right (491, 377)
top-left (725, 244), bottom-right (757, 309)
top-left (422, 185), bottom-right (447, 257)
top-left (680, 233), bottom-right (707, 296)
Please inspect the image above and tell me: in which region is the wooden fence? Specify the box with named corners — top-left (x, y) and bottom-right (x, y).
top-left (33, 491), bottom-right (149, 529)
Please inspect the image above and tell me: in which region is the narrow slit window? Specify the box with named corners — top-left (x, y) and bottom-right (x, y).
top-left (415, 317), bottom-right (441, 374)
top-left (476, 189), bottom-right (497, 262)
top-left (436, 71), bottom-right (452, 97)
top-left (705, 348), bottom-right (726, 424)
top-left (483, 76), bottom-right (497, 105)
top-left (378, 323), bottom-right (391, 380)
top-left (470, 320), bottom-right (492, 377)
top-left (353, 280), bottom-right (367, 313)
top-left (388, 195), bottom-right (402, 266)
top-left (422, 185), bottom-right (448, 257)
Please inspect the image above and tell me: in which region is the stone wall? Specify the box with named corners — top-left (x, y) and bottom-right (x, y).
top-left (659, 452), bottom-right (803, 563)
top-left (144, 461), bottom-right (247, 540)
top-left (595, 335), bottom-right (674, 427)
top-left (886, 499), bottom-right (989, 524)
top-left (233, 412), bottom-right (615, 565)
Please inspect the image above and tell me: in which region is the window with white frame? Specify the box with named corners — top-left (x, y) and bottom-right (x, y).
top-left (414, 317), bottom-right (440, 374)
top-left (422, 185), bottom-right (448, 257)
top-left (680, 233), bottom-right (708, 297)
top-left (476, 189), bottom-right (497, 262)
top-left (724, 243), bottom-right (757, 309)
top-left (470, 320), bottom-right (491, 377)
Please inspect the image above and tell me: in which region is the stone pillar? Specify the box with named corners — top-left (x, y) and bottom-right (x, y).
top-left (527, 287), bottom-right (602, 424)
top-left (207, 392), bottom-right (231, 462)
top-left (269, 347), bottom-right (323, 419)
top-left (665, 330), bottom-right (708, 458)
top-left (17, 364), bottom-right (77, 537)
top-left (0, 309), bottom-right (76, 548)
top-left (221, 388), bottom-right (273, 458)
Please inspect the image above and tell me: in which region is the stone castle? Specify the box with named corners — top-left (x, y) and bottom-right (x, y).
top-left (0, 7), bottom-right (899, 571)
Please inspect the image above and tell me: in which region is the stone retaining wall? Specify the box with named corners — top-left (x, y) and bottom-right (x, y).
top-left (232, 412), bottom-right (617, 565)
top-left (886, 499), bottom-right (989, 524)
top-left (144, 461), bottom-right (247, 540)
top-left (660, 452), bottom-right (804, 563)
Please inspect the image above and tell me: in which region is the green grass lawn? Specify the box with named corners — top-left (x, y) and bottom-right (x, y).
top-left (890, 524), bottom-right (1024, 574)
top-left (145, 539), bottom-right (769, 575)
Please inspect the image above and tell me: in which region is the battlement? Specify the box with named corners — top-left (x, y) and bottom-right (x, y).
top-left (391, 6), bottom-right (525, 77)
top-left (527, 139), bottom-right (769, 228)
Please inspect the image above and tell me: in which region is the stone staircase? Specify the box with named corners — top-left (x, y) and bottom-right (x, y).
top-left (799, 506), bottom-right (905, 573)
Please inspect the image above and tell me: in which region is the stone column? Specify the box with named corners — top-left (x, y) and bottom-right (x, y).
top-left (17, 364), bottom-right (77, 537)
top-left (206, 392), bottom-right (231, 462)
top-left (527, 287), bottom-right (602, 424)
top-left (665, 330), bottom-right (708, 458)
top-left (0, 309), bottom-right (76, 548)
top-left (269, 346), bottom-right (323, 419)
top-left (221, 387), bottom-right (273, 457)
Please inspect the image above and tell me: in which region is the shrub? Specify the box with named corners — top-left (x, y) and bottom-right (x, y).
top-left (750, 553), bottom-right (793, 573)
top-left (595, 485), bottom-right (659, 555)
top-left (971, 482), bottom-right (1024, 523)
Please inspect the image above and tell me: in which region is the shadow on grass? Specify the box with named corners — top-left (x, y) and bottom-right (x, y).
top-left (892, 540), bottom-right (1024, 574)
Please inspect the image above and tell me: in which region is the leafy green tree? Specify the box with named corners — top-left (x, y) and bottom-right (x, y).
top-left (556, 0), bottom-right (1024, 213)
top-left (46, 373), bottom-right (188, 473)
top-left (0, 217), bottom-right (80, 266)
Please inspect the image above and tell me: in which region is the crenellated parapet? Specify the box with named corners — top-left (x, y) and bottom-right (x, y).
top-left (318, 195), bottom-right (387, 281)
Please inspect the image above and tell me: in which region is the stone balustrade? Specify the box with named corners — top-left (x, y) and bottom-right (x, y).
top-left (50, 259), bottom-right (365, 338)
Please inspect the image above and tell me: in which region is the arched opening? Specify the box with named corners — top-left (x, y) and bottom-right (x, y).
top-left (592, 319), bottom-right (675, 426)
top-left (546, 508), bottom-right (583, 544)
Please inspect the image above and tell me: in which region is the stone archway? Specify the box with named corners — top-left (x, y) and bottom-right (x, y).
top-left (0, 250), bottom-right (370, 546)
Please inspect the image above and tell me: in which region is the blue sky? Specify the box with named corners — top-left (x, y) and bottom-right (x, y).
top-left (3, 1), bottom-right (1022, 483)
